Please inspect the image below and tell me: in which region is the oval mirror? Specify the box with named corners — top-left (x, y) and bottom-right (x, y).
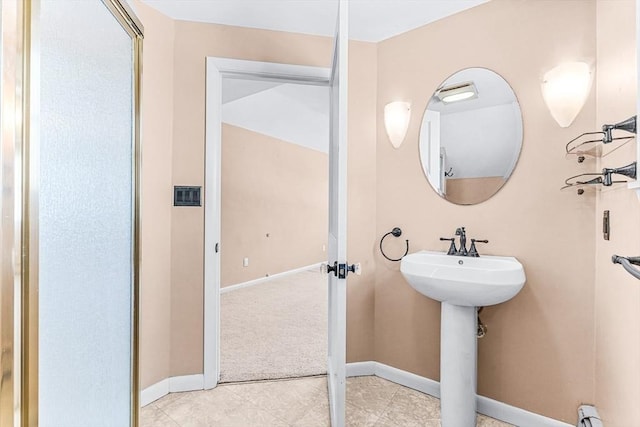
top-left (419, 68), bottom-right (523, 205)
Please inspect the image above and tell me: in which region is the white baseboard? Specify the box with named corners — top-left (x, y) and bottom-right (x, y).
top-left (477, 395), bottom-right (573, 427)
top-left (346, 361), bottom-right (573, 427)
top-left (345, 361), bottom-right (376, 377)
top-left (140, 378), bottom-right (169, 407)
top-left (220, 262), bottom-right (322, 294)
top-left (346, 361), bottom-right (440, 398)
top-left (375, 362), bottom-right (441, 399)
top-left (169, 374), bottom-right (204, 393)
top-left (141, 374), bottom-right (205, 407)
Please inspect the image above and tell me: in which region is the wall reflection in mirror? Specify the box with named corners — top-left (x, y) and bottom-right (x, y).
top-left (419, 68), bottom-right (523, 205)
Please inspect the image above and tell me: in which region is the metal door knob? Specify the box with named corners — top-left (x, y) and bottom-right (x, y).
top-left (348, 263), bottom-right (362, 276)
top-left (321, 262), bottom-right (338, 276)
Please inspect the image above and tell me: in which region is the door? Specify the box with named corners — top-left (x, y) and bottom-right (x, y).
top-left (0, 2), bottom-right (23, 426)
top-left (327, 0), bottom-right (348, 426)
top-left (29, 1), bottom-right (142, 425)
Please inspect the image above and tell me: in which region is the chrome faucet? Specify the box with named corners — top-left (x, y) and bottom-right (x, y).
top-left (455, 227), bottom-right (467, 256)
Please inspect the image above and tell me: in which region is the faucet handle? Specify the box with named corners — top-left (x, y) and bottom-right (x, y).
top-left (468, 239), bottom-right (489, 257)
top-left (439, 237), bottom-right (457, 255)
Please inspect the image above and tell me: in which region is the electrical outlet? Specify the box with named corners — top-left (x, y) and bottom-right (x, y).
top-left (243, 257), bottom-right (249, 267)
top-left (322, 244), bottom-right (326, 252)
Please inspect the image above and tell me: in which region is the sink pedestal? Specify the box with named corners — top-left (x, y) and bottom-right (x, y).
top-left (400, 250), bottom-right (526, 426)
top-left (441, 302), bottom-right (477, 427)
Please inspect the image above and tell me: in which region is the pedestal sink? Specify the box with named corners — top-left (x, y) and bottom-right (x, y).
top-left (400, 250), bottom-right (526, 427)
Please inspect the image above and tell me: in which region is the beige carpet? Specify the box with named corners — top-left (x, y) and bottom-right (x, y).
top-left (220, 268), bottom-right (328, 383)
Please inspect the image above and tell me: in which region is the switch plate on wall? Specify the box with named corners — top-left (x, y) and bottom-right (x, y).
top-left (173, 186), bottom-right (201, 207)
top-left (243, 257), bottom-right (249, 267)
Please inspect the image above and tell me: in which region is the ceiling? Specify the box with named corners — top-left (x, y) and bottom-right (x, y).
top-left (141, 0), bottom-right (490, 152)
top-left (139, 0), bottom-right (489, 42)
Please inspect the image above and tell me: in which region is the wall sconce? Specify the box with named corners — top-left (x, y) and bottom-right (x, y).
top-left (541, 61), bottom-right (593, 128)
top-left (384, 101), bottom-right (411, 148)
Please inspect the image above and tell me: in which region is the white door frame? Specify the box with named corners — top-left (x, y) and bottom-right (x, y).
top-left (203, 57), bottom-right (331, 389)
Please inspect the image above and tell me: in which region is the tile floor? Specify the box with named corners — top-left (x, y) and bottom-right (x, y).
top-left (141, 375), bottom-right (513, 427)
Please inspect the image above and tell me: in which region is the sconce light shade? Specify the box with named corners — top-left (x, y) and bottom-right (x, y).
top-left (541, 61), bottom-right (593, 128)
top-left (384, 101), bottom-right (411, 148)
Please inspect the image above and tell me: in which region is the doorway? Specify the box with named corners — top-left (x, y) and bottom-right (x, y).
top-left (203, 58), bottom-right (332, 387)
top-left (204, 9), bottom-right (349, 420)
top-left (218, 78), bottom-right (330, 382)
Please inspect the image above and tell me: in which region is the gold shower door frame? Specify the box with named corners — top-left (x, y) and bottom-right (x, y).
top-left (0, 1), bottom-right (143, 426)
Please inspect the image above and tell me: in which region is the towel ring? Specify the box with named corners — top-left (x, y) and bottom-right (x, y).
top-left (380, 227), bottom-right (409, 262)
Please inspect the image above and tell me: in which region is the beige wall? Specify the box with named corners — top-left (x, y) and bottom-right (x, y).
top-left (220, 124), bottom-right (328, 287)
top-left (170, 21), bottom-right (331, 376)
top-left (137, 3), bottom-right (640, 423)
top-left (135, 1), bottom-right (175, 389)
top-left (169, 20), bottom-right (376, 375)
top-left (346, 41), bottom-right (377, 363)
top-left (375, 1), bottom-right (596, 423)
top-left (594, 1), bottom-right (640, 426)
top-left (445, 177), bottom-right (506, 205)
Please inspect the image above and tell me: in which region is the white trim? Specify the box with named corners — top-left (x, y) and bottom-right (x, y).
top-left (220, 263), bottom-right (322, 294)
top-left (346, 362), bottom-right (573, 427)
top-left (345, 361), bottom-right (375, 377)
top-left (204, 57), bottom-right (332, 391)
top-left (346, 361), bottom-right (439, 398)
top-left (169, 374), bottom-right (204, 393)
top-left (477, 395), bottom-right (573, 427)
top-left (140, 374), bottom-right (205, 407)
top-left (204, 58), bottom-right (223, 390)
top-left (374, 362), bottom-right (441, 399)
top-left (140, 378), bottom-right (169, 407)
top-left (207, 57), bottom-right (330, 85)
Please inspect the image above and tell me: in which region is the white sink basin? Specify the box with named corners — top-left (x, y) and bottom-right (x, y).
top-left (400, 250), bottom-right (526, 306)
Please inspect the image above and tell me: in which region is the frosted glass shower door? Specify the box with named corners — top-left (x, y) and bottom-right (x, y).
top-left (37, 1), bottom-right (137, 425)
